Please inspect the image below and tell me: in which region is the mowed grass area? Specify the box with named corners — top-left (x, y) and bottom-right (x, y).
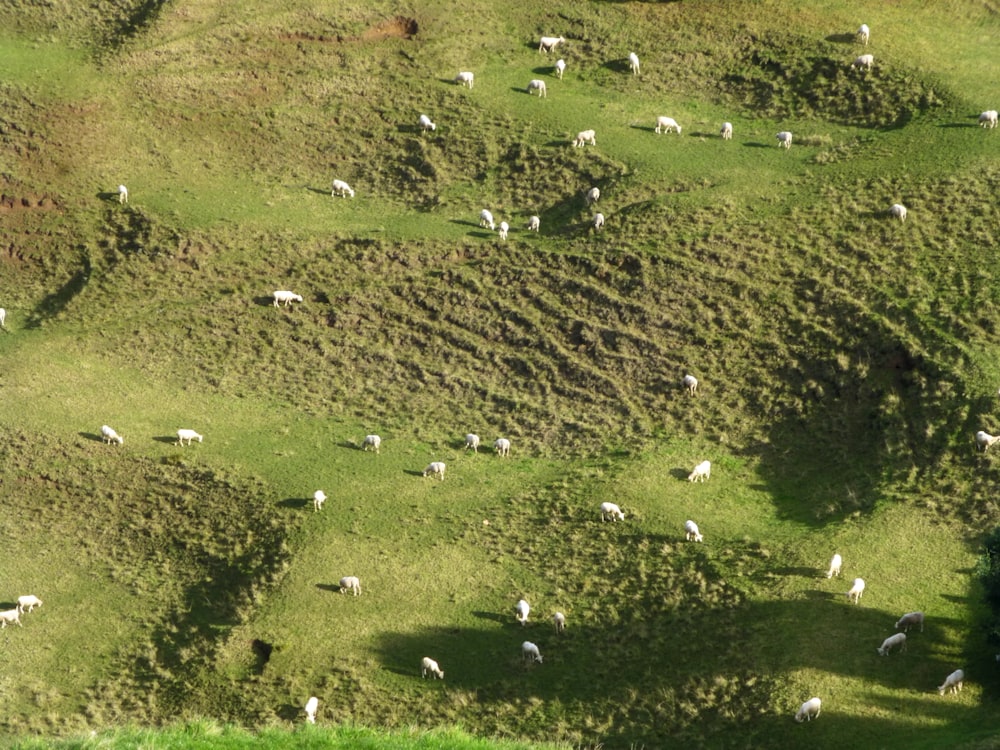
top-left (2, 0), bottom-right (1000, 748)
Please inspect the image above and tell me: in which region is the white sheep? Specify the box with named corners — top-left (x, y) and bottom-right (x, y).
top-left (655, 116), bottom-right (681, 135)
top-left (465, 433), bottom-right (481, 452)
top-left (16, 595), bottom-right (42, 613)
top-left (527, 215), bottom-right (540, 232)
top-left (720, 122), bottom-right (733, 140)
top-left (0, 608), bottom-right (22, 628)
top-left (479, 209), bottom-right (495, 230)
top-left (776, 131), bottom-right (793, 149)
top-left (455, 71), bottom-right (474, 89)
top-left (876, 632), bottom-right (907, 656)
top-left (118, 184), bottom-right (128, 204)
top-left (826, 553), bottom-right (843, 579)
top-left (421, 656), bottom-right (444, 679)
top-left (857, 24), bottom-right (870, 46)
top-left (362, 434), bottom-right (381, 454)
top-left (331, 179), bottom-right (355, 197)
top-left (101, 424), bottom-right (124, 445)
top-left (339, 575), bottom-right (361, 596)
top-left (494, 438), bottom-right (511, 457)
top-left (498, 221), bottom-right (509, 241)
top-left (682, 374), bottom-right (698, 394)
top-left (979, 110), bottom-right (998, 129)
top-left (685, 519), bottom-right (703, 542)
top-left (794, 697), bottom-right (821, 722)
top-left (895, 611), bottom-right (924, 632)
top-left (273, 290), bottom-right (303, 307)
top-left (592, 213), bottom-right (605, 231)
top-left (847, 577), bottom-right (866, 604)
top-left (304, 696), bottom-right (319, 724)
top-left (554, 59), bottom-right (566, 79)
top-left (313, 490), bottom-right (327, 512)
top-left (0, 308), bottom-right (5, 328)
top-left (585, 187), bottom-right (600, 206)
top-left (600, 501), bottom-right (625, 522)
top-left (539, 36), bottom-right (565, 54)
top-left (176, 429), bottom-right (203, 446)
top-left (516, 598), bottom-right (530, 626)
top-left (418, 114), bottom-right (436, 132)
top-left (527, 79), bottom-right (547, 98)
top-left (938, 668), bottom-right (965, 695)
top-left (553, 611), bottom-right (566, 634)
top-left (852, 54), bottom-right (874, 71)
top-left (423, 461), bottom-right (446, 480)
top-left (890, 203), bottom-right (907, 222)
top-left (628, 52), bottom-right (640, 75)
top-left (688, 460), bottom-right (711, 482)
top-left (976, 430), bottom-right (1000, 452)
top-left (522, 640), bottom-right (543, 663)
top-left (573, 129), bottom-right (596, 147)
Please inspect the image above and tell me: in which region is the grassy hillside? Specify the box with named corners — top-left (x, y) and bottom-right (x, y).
top-left (2, 0), bottom-right (1000, 748)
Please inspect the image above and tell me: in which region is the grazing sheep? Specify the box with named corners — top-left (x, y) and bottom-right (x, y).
top-left (592, 213), bottom-right (605, 230)
top-left (938, 668), bottom-right (965, 695)
top-left (527, 79), bottom-right (547, 98)
top-left (655, 116), bottom-right (681, 135)
top-left (331, 179), bottom-right (355, 197)
top-left (498, 221), bottom-right (509, 241)
top-left (600, 501), bottom-right (625, 522)
top-left (553, 611), bottom-right (566, 634)
top-left (465, 433), bottom-right (481, 452)
top-left (554, 59), bottom-right (566, 79)
top-left (795, 697), bottom-right (821, 723)
top-left (16, 595), bottom-right (42, 613)
top-left (979, 110), bottom-right (998, 129)
top-left (494, 438), bottom-right (511, 457)
top-left (176, 429), bottom-right (203, 446)
top-left (0, 608), bottom-right (22, 628)
top-left (685, 519), bottom-right (704, 542)
top-left (847, 577), bottom-right (866, 604)
top-left (480, 209), bottom-right (495, 230)
top-left (895, 611), bottom-right (924, 632)
top-left (688, 460), bottom-right (711, 482)
top-left (0, 308), bottom-right (5, 328)
top-left (628, 52), bottom-right (640, 75)
top-left (339, 576), bottom-right (361, 596)
top-left (851, 54), bottom-right (874, 71)
top-left (857, 24), bottom-right (870, 46)
top-left (101, 424), bottom-right (124, 445)
top-left (522, 640), bottom-right (543, 663)
top-left (423, 461), bottom-right (446, 480)
top-left (573, 129), bottom-right (597, 147)
top-left (585, 187), bottom-right (600, 206)
top-left (539, 36), bottom-right (565, 54)
top-left (776, 131), bottom-right (793, 148)
top-left (877, 632), bottom-right (907, 656)
top-left (720, 121), bottom-right (733, 140)
top-left (455, 71), bottom-right (474, 89)
top-left (421, 656), bottom-right (445, 679)
top-left (362, 434), bottom-right (381, 454)
top-left (682, 374), bottom-right (698, 394)
top-left (418, 114), bottom-right (436, 132)
top-left (527, 215), bottom-right (540, 232)
top-left (516, 598), bottom-right (530, 626)
top-left (304, 696), bottom-right (318, 724)
top-left (890, 203), bottom-right (907, 222)
top-left (273, 290), bottom-right (304, 307)
top-left (313, 490), bottom-right (327, 512)
top-left (118, 184), bottom-right (128, 204)
top-left (826, 553), bottom-right (843, 579)
top-left (976, 430), bottom-right (1000, 452)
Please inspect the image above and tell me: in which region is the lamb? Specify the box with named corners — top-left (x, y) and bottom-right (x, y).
top-left (538, 36), bottom-right (565, 54)
top-left (527, 79), bottom-right (547, 98)
top-left (938, 668), bottom-right (965, 695)
top-left (685, 519), bottom-right (704, 542)
top-left (553, 611), bottom-right (566, 634)
top-left (720, 121), bottom-right (733, 140)
top-left (852, 54), bottom-right (874, 71)
top-left (876, 632), bottom-right (907, 656)
top-left (522, 640), bottom-right (543, 663)
top-left (331, 179), bottom-right (355, 197)
top-left (273, 290), bottom-right (304, 307)
top-left (890, 203), bottom-right (907, 222)
top-left (423, 461), bottom-right (446, 480)
top-left (176, 429), bottom-right (203, 446)
top-left (776, 131), bottom-right (793, 149)
top-left (421, 656), bottom-right (444, 679)
top-left (16, 595), bottom-right (42, 613)
top-left (682, 374), bottom-right (698, 394)
top-left (585, 187), bottom-right (600, 206)
top-left (826, 553), bottom-right (843, 579)
top-left (339, 576), bottom-right (361, 596)
top-left (494, 438), bottom-right (511, 457)
top-left (979, 110), bottom-right (998, 129)
top-left (418, 114), bottom-right (436, 132)
top-left (465, 433), bottom-right (481, 452)
top-left (895, 611), bottom-right (924, 632)
top-left (847, 577), bottom-right (866, 604)
top-left (362, 434), bottom-right (381, 454)
top-left (0, 308), bottom-right (5, 328)
top-left (794, 697), bottom-right (821, 723)
top-left (455, 71), bottom-right (474, 89)
top-left (592, 213), bottom-right (605, 230)
top-left (0, 608), bottom-right (22, 628)
top-left (628, 52), bottom-right (640, 75)
top-left (527, 215), bottom-right (540, 232)
top-left (101, 424), bottom-right (124, 445)
top-left (118, 184), bottom-right (128, 204)
top-left (304, 696), bottom-right (319, 724)
top-left (688, 460), bottom-right (711, 482)
top-left (600, 501), bottom-right (625, 522)
top-left (655, 116), bottom-right (681, 135)
top-left (573, 129), bottom-right (596, 147)
top-left (479, 209), bottom-right (495, 230)
top-left (976, 430), bottom-right (1000, 452)
top-left (554, 59), bottom-right (566, 79)
top-left (857, 24), bottom-right (870, 46)
top-left (498, 221), bottom-right (509, 241)
top-left (313, 490), bottom-right (327, 512)
top-left (516, 598), bottom-right (530, 626)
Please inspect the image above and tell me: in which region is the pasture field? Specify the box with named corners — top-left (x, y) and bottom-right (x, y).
top-left (2, 0), bottom-right (1000, 748)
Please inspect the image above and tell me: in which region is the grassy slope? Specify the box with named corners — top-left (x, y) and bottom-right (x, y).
top-left (1, 0), bottom-right (1000, 747)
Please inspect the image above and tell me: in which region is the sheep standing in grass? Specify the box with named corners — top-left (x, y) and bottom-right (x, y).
top-left (465, 433), bottom-right (481, 452)
top-left (176, 429), bottom-right (203, 446)
top-left (17, 595), bottom-right (42, 613)
top-left (498, 221), bottom-right (509, 241)
top-left (979, 110), bottom-right (998, 128)
top-left (688, 460), bottom-right (711, 482)
top-left (494, 438), bottom-right (511, 457)
top-left (101, 425), bottom-right (124, 445)
top-left (313, 490), bottom-right (327, 512)
top-left (592, 213), bottom-right (605, 231)
top-left (573, 129), bottom-right (596, 147)
top-left (655, 116), bottom-right (681, 135)
top-left (826, 553), bottom-right (842, 579)
top-left (877, 632), bottom-right (907, 656)
top-left (0, 609), bottom-right (22, 628)
top-left (554, 59), bottom-right (566, 79)
top-left (479, 209), bottom-right (495, 230)
top-left (304, 696), bottom-right (319, 724)
top-left (976, 430), bottom-right (1000, 452)
top-left (600, 501), bottom-right (625, 522)
top-left (685, 519), bottom-right (703, 542)
top-left (273, 290), bottom-right (303, 307)
top-left (553, 612), bottom-right (566, 634)
top-left (720, 122), bottom-right (733, 140)
top-left (895, 611), bottom-right (924, 632)
top-left (628, 52), bottom-right (640, 75)
top-left (527, 215), bottom-right (540, 232)
top-left (331, 179), bottom-right (355, 197)
top-left (455, 71), bottom-right (474, 89)
top-left (418, 114), bottom-right (436, 132)
top-left (795, 697), bottom-right (821, 722)
top-left (857, 24), bottom-right (870, 46)
top-left (339, 576), bottom-right (361, 596)
top-left (890, 203), bottom-right (907, 222)
top-left (527, 79), bottom-right (547, 98)
top-left (0, 308), bottom-right (6, 329)
top-left (847, 577), bottom-right (866, 604)
top-left (682, 374), bottom-right (698, 394)
top-left (362, 434), bottom-right (381, 454)
top-left (516, 598), bottom-right (530, 626)
top-left (585, 187), bottom-right (600, 206)
top-left (522, 641), bottom-right (543, 663)
top-left (938, 669), bottom-right (964, 695)
top-left (118, 185), bottom-right (128, 204)
top-left (539, 36), bottom-right (564, 54)
top-left (852, 54), bottom-right (874, 71)
top-left (421, 657), bottom-right (444, 679)
top-left (423, 461), bottom-right (446, 480)
top-left (776, 131), bottom-right (793, 148)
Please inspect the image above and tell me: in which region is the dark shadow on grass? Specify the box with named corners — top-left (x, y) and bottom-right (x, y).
top-left (825, 33), bottom-right (858, 44)
top-left (79, 432), bottom-right (105, 443)
top-left (25, 253), bottom-right (92, 329)
top-left (449, 219), bottom-right (481, 229)
top-left (335, 440), bottom-right (360, 451)
top-left (472, 610), bottom-right (507, 624)
top-left (669, 467), bottom-right (691, 481)
top-left (276, 703), bottom-right (303, 722)
top-left (601, 59), bottom-right (631, 74)
top-left (96, 191), bottom-right (121, 202)
top-left (743, 141), bottom-right (773, 148)
top-left (277, 497), bottom-right (310, 509)
top-left (307, 186), bottom-right (330, 195)
top-left (773, 566), bottom-right (823, 579)
top-left (153, 435), bottom-right (178, 444)
top-left (254, 295), bottom-right (276, 307)
top-left (468, 230), bottom-right (494, 239)
top-left (405, 469), bottom-right (427, 477)
top-left (630, 124), bottom-right (657, 133)
top-left (315, 583), bottom-right (341, 593)
top-left (938, 122), bottom-right (977, 129)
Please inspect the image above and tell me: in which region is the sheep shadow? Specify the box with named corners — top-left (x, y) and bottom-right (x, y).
top-left (306, 186), bottom-right (330, 196)
top-left (630, 124), bottom-right (658, 133)
top-left (669, 467), bottom-right (691, 481)
top-left (803, 588), bottom-right (845, 602)
top-left (315, 583), bottom-right (341, 593)
top-left (254, 295), bottom-right (276, 307)
top-left (153, 435), bottom-right (179, 444)
top-left (78, 431), bottom-right (105, 443)
top-left (825, 32), bottom-right (858, 44)
top-left (468, 230), bottom-right (495, 239)
top-left (601, 59), bottom-right (632, 74)
top-left (404, 469), bottom-right (427, 477)
top-left (96, 191), bottom-right (122, 202)
top-left (471, 610), bottom-right (508, 624)
top-left (449, 219), bottom-right (482, 229)
top-left (512, 86), bottom-right (540, 96)
top-left (772, 565), bottom-right (822, 579)
top-left (276, 703), bottom-right (303, 722)
top-left (938, 122), bottom-right (978, 129)
top-left (277, 497), bottom-right (311, 509)
top-left (743, 141), bottom-right (774, 148)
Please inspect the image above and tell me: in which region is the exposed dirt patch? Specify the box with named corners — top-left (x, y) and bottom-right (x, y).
top-left (360, 16), bottom-right (418, 41)
top-left (0, 193), bottom-right (59, 212)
